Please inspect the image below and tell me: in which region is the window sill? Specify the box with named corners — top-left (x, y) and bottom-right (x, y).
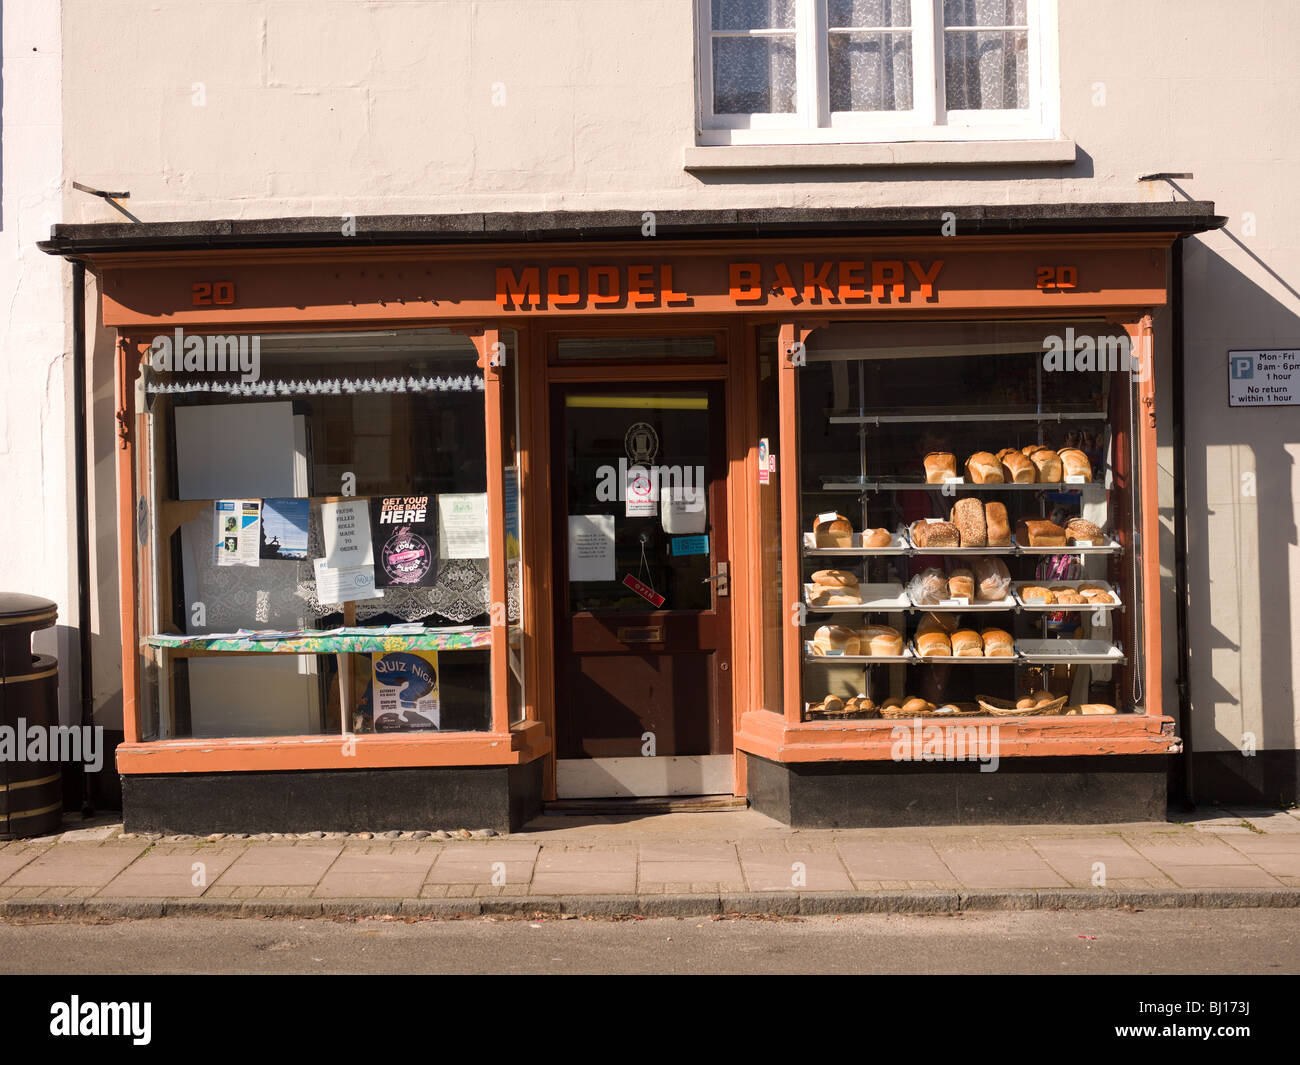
top-left (683, 139), bottom-right (1077, 171)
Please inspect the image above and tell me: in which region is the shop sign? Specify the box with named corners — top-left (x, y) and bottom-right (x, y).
top-left (1228, 349), bottom-right (1299, 406)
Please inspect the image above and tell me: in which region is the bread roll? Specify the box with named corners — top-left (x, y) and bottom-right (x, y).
top-left (980, 628), bottom-right (1014, 657)
top-left (916, 611), bottom-right (959, 636)
top-left (858, 624), bottom-right (903, 657)
top-left (1079, 703), bottom-right (1117, 715)
top-left (950, 498), bottom-right (987, 547)
top-left (810, 587), bottom-right (863, 607)
top-left (1015, 519), bottom-right (1067, 547)
top-left (1027, 447), bottom-right (1062, 482)
top-left (822, 695), bottom-right (845, 713)
top-left (965, 451), bottom-right (1005, 484)
top-left (811, 569), bottom-right (858, 588)
top-left (1015, 696), bottom-right (1036, 709)
top-left (907, 567), bottom-right (948, 605)
top-left (984, 502), bottom-right (1011, 546)
top-left (1065, 517), bottom-right (1103, 544)
top-left (1001, 451), bottom-right (1037, 483)
top-left (813, 512), bottom-right (854, 548)
top-left (881, 697), bottom-right (904, 709)
top-left (916, 630), bottom-right (952, 657)
top-left (911, 520), bottom-right (960, 548)
top-left (813, 625), bottom-right (859, 656)
top-left (862, 527), bottom-right (893, 548)
top-left (1059, 448), bottom-right (1093, 481)
top-left (947, 568), bottom-right (975, 600)
top-left (971, 556), bottom-right (1011, 601)
top-left (1054, 589), bottom-right (1087, 605)
top-left (924, 452), bottom-right (957, 483)
top-left (901, 696), bottom-right (932, 714)
top-left (1020, 585), bottom-right (1054, 604)
top-left (951, 628), bottom-right (984, 657)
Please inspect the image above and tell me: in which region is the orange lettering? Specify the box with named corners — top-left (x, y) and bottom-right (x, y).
top-left (729, 262), bottom-right (762, 302)
top-left (660, 265), bottom-right (691, 305)
top-left (871, 260), bottom-right (905, 302)
top-left (773, 262), bottom-right (800, 302)
top-left (588, 266), bottom-right (621, 305)
top-left (802, 261), bottom-right (835, 303)
top-left (907, 259), bottom-right (944, 301)
top-left (628, 264), bottom-right (656, 305)
top-left (496, 267), bottom-right (541, 309)
top-left (547, 266), bottom-right (582, 306)
top-left (837, 261), bottom-right (867, 301)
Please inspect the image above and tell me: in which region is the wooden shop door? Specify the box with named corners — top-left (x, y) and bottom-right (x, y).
top-left (552, 381), bottom-right (732, 798)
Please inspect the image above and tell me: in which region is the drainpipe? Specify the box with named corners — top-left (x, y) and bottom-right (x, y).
top-left (72, 261), bottom-right (95, 816)
top-left (1171, 237), bottom-right (1194, 809)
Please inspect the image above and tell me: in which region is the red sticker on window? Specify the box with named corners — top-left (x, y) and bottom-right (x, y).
top-left (622, 574), bottom-right (665, 608)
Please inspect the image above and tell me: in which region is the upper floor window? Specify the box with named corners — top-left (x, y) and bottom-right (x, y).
top-left (697, 0), bottom-right (1059, 144)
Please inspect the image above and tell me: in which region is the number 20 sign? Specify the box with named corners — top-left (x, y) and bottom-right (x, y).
top-left (192, 281), bottom-right (236, 305)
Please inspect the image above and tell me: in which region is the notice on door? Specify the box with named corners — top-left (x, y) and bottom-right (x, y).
top-left (569, 514), bottom-right (615, 582)
top-left (1228, 349), bottom-right (1299, 406)
top-left (322, 499), bottom-right (374, 567)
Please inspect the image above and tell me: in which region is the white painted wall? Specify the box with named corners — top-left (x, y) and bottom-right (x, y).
top-left (16, 1), bottom-right (1298, 756)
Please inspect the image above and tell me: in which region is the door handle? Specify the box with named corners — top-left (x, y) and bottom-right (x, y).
top-left (701, 561), bottom-right (729, 597)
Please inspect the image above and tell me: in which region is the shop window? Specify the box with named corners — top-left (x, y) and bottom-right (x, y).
top-left (135, 328), bottom-right (515, 740)
top-left (697, 0), bottom-right (1059, 145)
top-left (796, 319), bottom-right (1142, 721)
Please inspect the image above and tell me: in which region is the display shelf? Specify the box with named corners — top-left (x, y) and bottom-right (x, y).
top-left (802, 641), bottom-right (913, 664)
top-left (802, 531), bottom-right (909, 556)
top-left (800, 531), bottom-right (1121, 557)
top-left (907, 595), bottom-right (1017, 611)
top-left (1013, 580), bottom-right (1123, 610)
top-left (821, 478), bottom-right (1100, 493)
top-left (825, 407), bottom-right (1110, 426)
top-left (1017, 538), bottom-right (1121, 555)
top-left (803, 582), bottom-right (909, 612)
top-left (908, 642), bottom-right (1018, 664)
top-left (1017, 639), bottom-right (1127, 665)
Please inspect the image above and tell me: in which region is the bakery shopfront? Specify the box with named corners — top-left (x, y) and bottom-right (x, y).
top-left (42, 204), bottom-right (1223, 832)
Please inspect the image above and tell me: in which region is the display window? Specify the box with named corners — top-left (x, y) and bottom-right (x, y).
top-left (793, 319), bottom-right (1145, 721)
top-left (134, 327), bottom-right (521, 740)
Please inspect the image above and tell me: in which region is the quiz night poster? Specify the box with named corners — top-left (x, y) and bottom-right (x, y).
top-left (370, 495), bottom-right (437, 588)
top-left (370, 650), bottom-right (440, 731)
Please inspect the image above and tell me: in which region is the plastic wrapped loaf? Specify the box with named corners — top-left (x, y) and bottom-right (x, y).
top-left (907, 567), bottom-right (948, 605)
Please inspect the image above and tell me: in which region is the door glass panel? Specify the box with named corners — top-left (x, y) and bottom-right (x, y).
top-left (564, 390), bottom-right (712, 614)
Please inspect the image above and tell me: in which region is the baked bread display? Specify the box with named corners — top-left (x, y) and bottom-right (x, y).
top-left (1001, 450), bottom-right (1037, 483)
top-left (950, 498), bottom-right (987, 547)
top-left (1079, 584), bottom-right (1114, 604)
top-left (907, 567), bottom-right (948, 605)
top-left (951, 628), bottom-right (984, 657)
top-left (971, 556), bottom-right (1011, 601)
top-left (901, 696), bottom-right (931, 714)
top-left (984, 501), bottom-right (1011, 546)
top-left (1027, 447), bottom-right (1063, 483)
top-left (812, 625), bottom-right (860, 655)
top-left (947, 568), bottom-right (975, 600)
top-left (862, 527), bottom-right (893, 547)
top-left (1020, 585), bottom-right (1055, 603)
top-left (811, 569), bottom-right (858, 588)
top-left (911, 520), bottom-right (960, 548)
top-left (812, 512), bottom-right (854, 548)
top-left (965, 451), bottom-right (1005, 484)
top-left (1016, 519), bottom-right (1067, 547)
top-left (1059, 448), bottom-right (1093, 481)
top-left (916, 629), bottom-right (952, 656)
top-left (857, 624), bottom-right (904, 656)
top-left (811, 588), bottom-right (863, 606)
top-left (1051, 586), bottom-right (1087, 605)
top-left (980, 627), bottom-right (1014, 656)
top-left (924, 452), bottom-right (957, 483)
top-left (1065, 517), bottom-right (1103, 543)
top-left (1078, 703), bottom-right (1117, 715)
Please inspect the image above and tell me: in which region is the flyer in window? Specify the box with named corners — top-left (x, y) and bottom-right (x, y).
top-left (370, 495), bottom-right (437, 587)
top-left (214, 499), bottom-right (261, 567)
top-left (370, 650), bottom-right (440, 731)
top-left (321, 499), bottom-right (373, 568)
top-left (438, 493), bottom-right (489, 559)
top-left (260, 498), bottom-right (309, 560)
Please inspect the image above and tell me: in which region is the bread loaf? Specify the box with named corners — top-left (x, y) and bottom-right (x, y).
top-left (1001, 451), bottom-right (1037, 483)
top-left (1078, 703), bottom-right (1117, 715)
top-left (916, 611), bottom-right (959, 636)
top-left (950, 498), bottom-right (987, 547)
top-left (1028, 447), bottom-right (1063, 483)
top-left (858, 624), bottom-right (903, 656)
top-left (812, 589), bottom-right (862, 607)
top-left (1020, 585), bottom-right (1055, 604)
top-left (971, 556), bottom-right (1011, 601)
top-left (862, 527), bottom-right (893, 547)
top-left (980, 627), bottom-right (1014, 657)
top-left (916, 630), bottom-right (952, 657)
top-left (907, 567), bottom-right (948, 605)
top-left (1065, 517), bottom-right (1103, 543)
top-left (984, 501), bottom-right (1012, 546)
top-left (901, 696), bottom-right (933, 714)
top-left (1059, 448), bottom-right (1092, 481)
top-left (1015, 519), bottom-right (1067, 547)
top-left (812, 625), bottom-right (859, 656)
top-left (811, 569), bottom-right (858, 588)
top-left (965, 451), bottom-right (1005, 484)
top-left (822, 695), bottom-right (844, 713)
top-left (924, 452), bottom-right (957, 483)
top-left (911, 520), bottom-right (960, 548)
top-left (951, 628), bottom-right (984, 657)
top-left (947, 568), bottom-right (975, 600)
top-left (813, 512), bottom-right (854, 548)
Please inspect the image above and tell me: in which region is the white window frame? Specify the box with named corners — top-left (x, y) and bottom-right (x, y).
top-left (695, 0), bottom-right (1059, 145)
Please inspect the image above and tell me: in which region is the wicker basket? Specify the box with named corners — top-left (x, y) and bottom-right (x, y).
top-left (976, 693), bottom-right (1069, 716)
top-left (930, 703), bottom-right (985, 718)
top-left (878, 702), bottom-right (934, 719)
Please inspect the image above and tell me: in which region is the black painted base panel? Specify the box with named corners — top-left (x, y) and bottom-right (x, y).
top-left (745, 752), bottom-right (1168, 828)
top-left (121, 760), bottom-right (544, 835)
top-left (1182, 750), bottom-right (1300, 809)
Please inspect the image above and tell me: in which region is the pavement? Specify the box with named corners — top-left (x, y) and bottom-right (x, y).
top-left (1, 806), bottom-right (1298, 919)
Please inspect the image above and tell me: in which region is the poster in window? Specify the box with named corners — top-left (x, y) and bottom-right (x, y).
top-left (438, 493), bottom-right (489, 559)
top-left (260, 498), bottom-right (309, 560)
top-left (370, 650), bottom-right (440, 731)
top-left (214, 499), bottom-right (261, 567)
top-left (370, 495), bottom-right (437, 588)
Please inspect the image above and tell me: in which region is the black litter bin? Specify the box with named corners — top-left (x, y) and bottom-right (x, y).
top-left (0, 594), bottom-right (63, 839)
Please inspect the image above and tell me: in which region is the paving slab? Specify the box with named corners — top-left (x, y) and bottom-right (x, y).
top-left (1159, 864), bottom-right (1285, 889)
top-left (835, 841), bottom-right (957, 885)
top-left (426, 857), bottom-right (535, 888)
top-left (98, 850), bottom-right (241, 898)
top-left (314, 850), bottom-right (436, 898)
top-left (740, 851), bottom-right (854, 892)
top-left (1029, 837), bottom-right (1170, 886)
top-left (6, 844), bottom-right (150, 888)
top-left (936, 843), bottom-right (1070, 889)
top-left (216, 844), bottom-right (342, 887)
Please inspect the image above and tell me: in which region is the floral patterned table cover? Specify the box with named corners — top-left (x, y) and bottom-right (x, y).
top-left (145, 627), bottom-right (491, 654)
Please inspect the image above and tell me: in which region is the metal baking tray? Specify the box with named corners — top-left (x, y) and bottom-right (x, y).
top-left (1013, 580), bottom-right (1122, 610)
top-left (802, 530), bottom-right (909, 556)
top-left (906, 594), bottom-right (1017, 611)
top-left (803, 582), bottom-right (909, 611)
top-left (803, 640), bottom-right (913, 664)
top-left (1016, 639), bottom-right (1127, 664)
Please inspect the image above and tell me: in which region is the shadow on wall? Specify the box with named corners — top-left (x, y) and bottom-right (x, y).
top-left (1179, 240), bottom-right (1298, 807)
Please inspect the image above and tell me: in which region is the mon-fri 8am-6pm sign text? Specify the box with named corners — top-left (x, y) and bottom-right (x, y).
top-left (1228, 350), bottom-right (1299, 406)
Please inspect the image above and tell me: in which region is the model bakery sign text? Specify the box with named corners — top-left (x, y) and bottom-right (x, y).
top-left (494, 259), bottom-right (945, 309)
